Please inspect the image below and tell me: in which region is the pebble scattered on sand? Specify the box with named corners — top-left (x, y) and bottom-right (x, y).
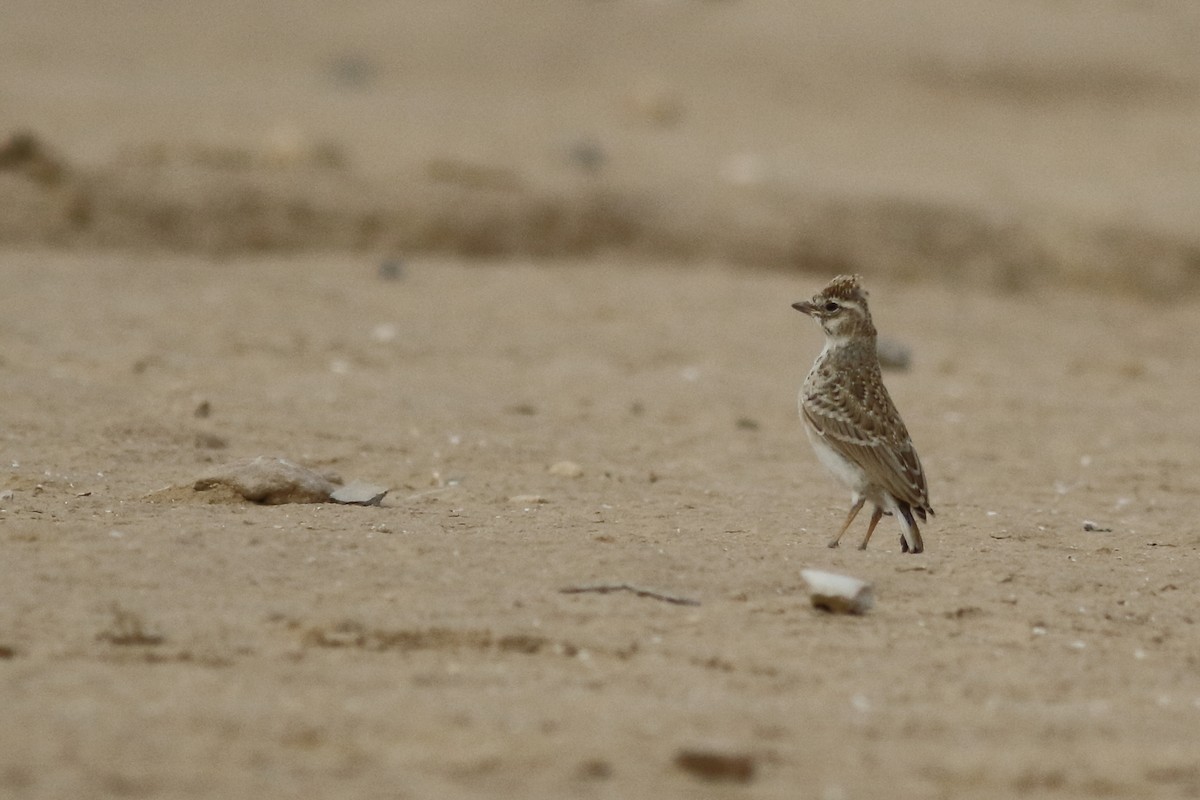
top-left (548, 460), bottom-right (583, 478)
top-left (329, 481), bottom-right (389, 506)
top-left (674, 747), bottom-right (756, 783)
top-left (378, 258), bottom-right (405, 281)
top-left (801, 568), bottom-right (874, 615)
top-left (566, 138), bottom-right (606, 172)
top-left (509, 494), bottom-right (547, 505)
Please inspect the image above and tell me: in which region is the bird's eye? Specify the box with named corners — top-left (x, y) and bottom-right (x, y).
top-left (823, 301), bottom-right (840, 313)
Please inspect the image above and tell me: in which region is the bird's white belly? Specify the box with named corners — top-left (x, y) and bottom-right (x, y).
top-left (804, 423), bottom-right (869, 494)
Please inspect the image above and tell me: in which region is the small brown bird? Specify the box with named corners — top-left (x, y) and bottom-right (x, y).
top-left (793, 275), bottom-right (933, 553)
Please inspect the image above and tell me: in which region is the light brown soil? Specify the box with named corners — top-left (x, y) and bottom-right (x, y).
top-left (3, 3), bottom-right (1200, 799)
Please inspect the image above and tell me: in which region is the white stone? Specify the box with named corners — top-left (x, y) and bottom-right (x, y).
top-left (548, 460), bottom-right (583, 478)
top-left (800, 569), bottom-right (874, 615)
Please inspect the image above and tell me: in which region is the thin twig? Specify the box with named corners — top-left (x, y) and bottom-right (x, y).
top-left (559, 583), bottom-right (700, 606)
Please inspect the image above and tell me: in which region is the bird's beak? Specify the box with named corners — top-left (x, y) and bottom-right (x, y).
top-left (792, 301), bottom-right (815, 316)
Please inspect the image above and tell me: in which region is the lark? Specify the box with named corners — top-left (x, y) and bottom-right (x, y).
top-left (792, 275), bottom-right (933, 554)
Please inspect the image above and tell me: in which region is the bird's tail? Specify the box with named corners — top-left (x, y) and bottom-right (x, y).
top-left (897, 502), bottom-right (925, 554)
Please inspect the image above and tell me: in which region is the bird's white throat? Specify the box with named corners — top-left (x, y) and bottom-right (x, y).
top-left (819, 333), bottom-right (852, 356)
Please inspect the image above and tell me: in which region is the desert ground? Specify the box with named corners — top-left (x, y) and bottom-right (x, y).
top-left (3, 2), bottom-right (1200, 798)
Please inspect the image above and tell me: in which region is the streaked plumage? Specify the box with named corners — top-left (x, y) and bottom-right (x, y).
top-left (792, 275), bottom-right (933, 554)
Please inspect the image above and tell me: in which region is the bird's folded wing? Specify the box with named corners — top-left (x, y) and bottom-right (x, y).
top-left (803, 395), bottom-right (929, 509)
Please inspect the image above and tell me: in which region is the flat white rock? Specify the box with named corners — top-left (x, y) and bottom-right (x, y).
top-left (800, 568), bottom-right (874, 615)
top-left (548, 460), bottom-right (584, 478)
top-left (330, 481), bottom-right (389, 506)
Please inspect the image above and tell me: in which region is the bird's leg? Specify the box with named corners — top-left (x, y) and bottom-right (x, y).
top-left (857, 506), bottom-right (885, 550)
top-left (827, 496), bottom-right (866, 548)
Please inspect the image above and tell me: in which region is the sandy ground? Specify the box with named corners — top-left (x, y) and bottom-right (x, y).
top-left (3, 2), bottom-right (1200, 799)
top-left (3, 253), bottom-right (1200, 798)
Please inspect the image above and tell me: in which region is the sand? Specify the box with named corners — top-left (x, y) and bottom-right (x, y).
top-left (3, 2), bottom-right (1200, 798)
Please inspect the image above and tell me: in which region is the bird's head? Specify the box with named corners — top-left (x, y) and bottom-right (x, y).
top-left (792, 274), bottom-right (876, 340)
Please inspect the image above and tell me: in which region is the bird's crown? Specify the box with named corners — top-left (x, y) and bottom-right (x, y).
top-left (821, 274), bottom-right (869, 305)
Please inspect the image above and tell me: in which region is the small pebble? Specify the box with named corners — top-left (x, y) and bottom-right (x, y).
top-left (801, 568), bottom-right (874, 615)
top-left (379, 258), bottom-right (405, 281)
top-left (507, 403), bottom-right (537, 416)
top-left (567, 138), bottom-right (606, 172)
top-left (548, 461), bottom-right (583, 478)
top-left (577, 759), bottom-right (613, 780)
top-left (330, 482), bottom-right (389, 506)
top-left (674, 748), bottom-right (756, 783)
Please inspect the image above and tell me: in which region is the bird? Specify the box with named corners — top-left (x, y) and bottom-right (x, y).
top-left (792, 275), bottom-right (933, 554)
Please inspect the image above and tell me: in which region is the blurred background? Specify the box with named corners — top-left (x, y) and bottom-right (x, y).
top-left (3, 0), bottom-right (1200, 295)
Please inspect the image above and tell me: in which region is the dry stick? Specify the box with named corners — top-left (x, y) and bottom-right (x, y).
top-left (560, 583), bottom-right (700, 606)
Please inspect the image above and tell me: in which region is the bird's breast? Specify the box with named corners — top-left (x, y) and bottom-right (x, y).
top-left (803, 419), bottom-right (870, 493)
